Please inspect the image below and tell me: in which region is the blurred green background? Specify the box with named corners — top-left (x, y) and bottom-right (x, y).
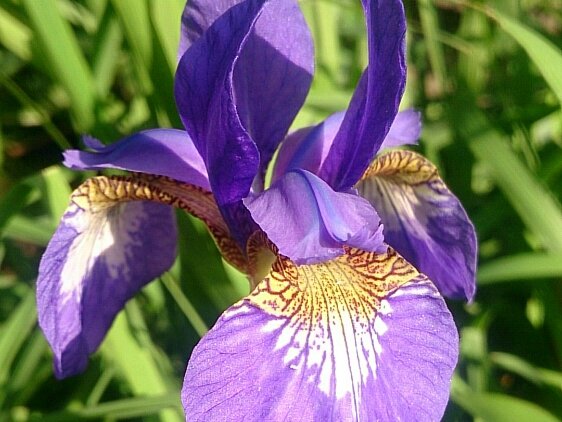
top-left (1, 0), bottom-right (562, 420)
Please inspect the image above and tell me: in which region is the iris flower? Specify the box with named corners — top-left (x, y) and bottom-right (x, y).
top-left (37, 0), bottom-right (476, 420)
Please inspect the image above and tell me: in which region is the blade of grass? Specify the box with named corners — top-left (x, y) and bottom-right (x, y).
top-left (91, 9), bottom-right (123, 97)
top-left (22, 0), bottom-right (96, 132)
top-left (150, 0), bottom-right (184, 73)
top-left (418, 0), bottom-right (447, 93)
top-left (32, 394), bottom-right (181, 421)
top-left (2, 216), bottom-right (55, 245)
top-left (451, 374), bottom-right (560, 422)
top-left (0, 289), bottom-right (37, 392)
top-left (485, 6), bottom-right (562, 107)
top-left (0, 182), bottom-right (34, 236)
top-left (0, 73), bottom-right (71, 150)
top-left (160, 273), bottom-right (208, 338)
top-left (0, 6), bottom-right (31, 61)
top-left (100, 302), bottom-right (182, 422)
top-left (110, 0), bottom-right (153, 94)
top-left (41, 166), bottom-right (71, 223)
top-left (490, 352), bottom-right (562, 391)
top-left (478, 253), bottom-right (562, 284)
top-left (460, 109), bottom-right (562, 253)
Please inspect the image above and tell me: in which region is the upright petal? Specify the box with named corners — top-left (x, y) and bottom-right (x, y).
top-left (179, 0), bottom-right (314, 176)
top-left (182, 246), bottom-right (458, 421)
top-left (356, 150), bottom-right (477, 300)
top-left (274, 110), bottom-right (421, 183)
top-left (38, 173), bottom-right (249, 377)
top-left (379, 109), bottom-right (422, 150)
top-left (319, 0), bottom-right (407, 191)
top-left (63, 129), bottom-right (210, 190)
top-left (244, 169), bottom-right (385, 264)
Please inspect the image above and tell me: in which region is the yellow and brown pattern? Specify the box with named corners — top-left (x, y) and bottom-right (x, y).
top-left (71, 174), bottom-right (248, 273)
top-left (361, 149), bottom-right (441, 185)
top-left (247, 244), bottom-right (418, 325)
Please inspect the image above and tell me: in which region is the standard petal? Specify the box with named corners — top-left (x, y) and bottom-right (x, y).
top-left (37, 198), bottom-right (176, 378)
top-left (273, 110), bottom-right (420, 183)
top-left (356, 150), bottom-right (477, 300)
top-left (63, 129), bottom-right (210, 190)
top-left (182, 247), bottom-right (458, 421)
top-left (244, 169), bottom-right (385, 265)
top-left (179, 0), bottom-right (314, 175)
top-left (379, 109), bottom-right (422, 150)
top-left (319, 0), bottom-right (407, 191)
top-left (273, 112), bottom-right (345, 182)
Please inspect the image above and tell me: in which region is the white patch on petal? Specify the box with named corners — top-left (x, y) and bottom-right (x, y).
top-left (59, 203), bottom-right (141, 304)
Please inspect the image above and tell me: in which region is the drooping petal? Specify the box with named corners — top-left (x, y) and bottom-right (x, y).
top-left (179, 0), bottom-right (314, 176)
top-left (356, 150), bottom-right (477, 300)
top-left (37, 193), bottom-right (176, 378)
top-left (244, 169), bottom-right (385, 265)
top-left (38, 174), bottom-right (249, 377)
top-left (182, 246), bottom-right (458, 421)
top-left (63, 129), bottom-right (210, 190)
top-left (379, 109), bottom-right (422, 150)
top-left (319, 0), bottom-right (407, 191)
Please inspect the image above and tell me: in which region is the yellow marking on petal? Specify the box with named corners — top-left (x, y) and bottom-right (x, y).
top-left (244, 245), bottom-right (421, 408)
top-left (70, 175), bottom-right (248, 272)
top-left (362, 149), bottom-right (439, 185)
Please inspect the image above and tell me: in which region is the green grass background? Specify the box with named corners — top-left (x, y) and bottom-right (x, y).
top-left (1, 0), bottom-right (562, 420)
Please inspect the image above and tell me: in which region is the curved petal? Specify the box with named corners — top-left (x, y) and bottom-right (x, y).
top-left (356, 150), bottom-right (477, 300)
top-left (37, 192), bottom-right (176, 378)
top-left (319, 0), bottom-right (407, 191)
top-left (179, 0), bottom-right (314, 176)
top-left (274, 109), bottom-right (417, 184)
top-left (273, 112), bottom-right (344, 182)
top-left (37, 173), bottom-right (251, 377)
top-left (63, 129), bottom-right (210, 190)
top-left (379, 109), bottom-right (422, 150)
top-left (182, 247), bottom-right (458, 421)
top-left (244, 169), bottom-right (385, 265)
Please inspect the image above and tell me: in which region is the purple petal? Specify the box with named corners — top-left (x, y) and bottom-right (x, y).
top-left (244, 169), bottom-right (385, 264)
top-left (37, 189), bottom-right (176, 378)
top-left (319, 0), bottom-right (407, 191)
top-left (379, 109), bottom-right (422, 150)
top-left (182, 247), bottom-right (458, 421)
top-left (63, 129), bottom-right (210, 190)
top-left (356, 150), bottom-right (477, 300)
top-left (273, 112), bottom-right (345, 182)
top-left (179, 0), bottom-right (314, 177)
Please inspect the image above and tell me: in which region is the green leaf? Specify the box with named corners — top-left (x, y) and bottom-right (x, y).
top-left (100, 302), bottom-right (183, 422)
top-left (41, 166), bottom-right (71, 223)
top-left (490, 352), bottom-right (562, 391)
top-left (464, 111), bottom-right (562, 253)
top-left (478, 253), bottom-right (562, 284)
top-left (0, 289), bottom-right (37, 387)
top-left (22, 0), bottom-right (96, 131)
top-left (487, 8), bottom-right (562, 106)
top-left (451, 375), bottom-right (560, 422)
top-left (150, 0), bottom-right (184, 73)
top-left (110, 0), bottom-right (153, 94)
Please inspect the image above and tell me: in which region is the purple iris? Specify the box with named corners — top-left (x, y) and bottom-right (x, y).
top-left (37, 0), bottom-right (477, 420)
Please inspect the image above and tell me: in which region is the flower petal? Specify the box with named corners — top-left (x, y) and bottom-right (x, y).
top-left (274, 110), bottom-right (420, 183)
top-left (182, 246), bottom-right (458, 421)
top-left (63, 129), bottom-right (210, 190)
top-left (244, 169), bottom-right (385, 265)
top-left (319, 0), bottom-right (407, 191)
top-left (37, 195), bottom-right (176, 378)
top-left (179, 0), bottom-right (314, 176)
top-left (38, 174), bottom-right (250, 377)
top-left (356, 150), bottom-right (477, 300)
top-left (273, 112), bottom-right (345, 182)
top-left (379, 109), bottom-right (422, 150)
